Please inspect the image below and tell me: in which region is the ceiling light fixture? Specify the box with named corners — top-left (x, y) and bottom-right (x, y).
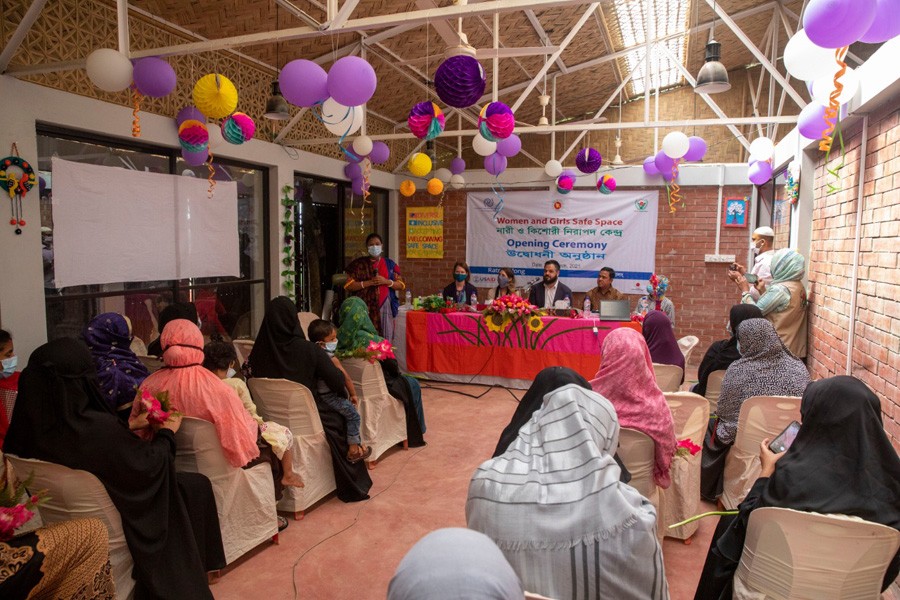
top-left (265, 81), bottom-right (291, 120)
top-left (694, 0), bottom-right (731, 94)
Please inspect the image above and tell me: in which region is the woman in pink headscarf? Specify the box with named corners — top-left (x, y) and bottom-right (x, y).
top-left (134, 319), bottom-right (259, 468)
top-left (590, 327), bottom-right (676, 488)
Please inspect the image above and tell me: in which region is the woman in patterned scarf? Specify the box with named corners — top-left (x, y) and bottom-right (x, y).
top-left (342, 233), bottom-right (406, 340)
top-left (82, 312), bottom-right (149, 421)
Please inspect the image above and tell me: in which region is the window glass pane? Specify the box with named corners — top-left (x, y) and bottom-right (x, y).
top-left (772, 170), bottom-right (792, 248)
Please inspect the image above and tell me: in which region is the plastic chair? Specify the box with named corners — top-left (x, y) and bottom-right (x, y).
top-left (136, 354), bottom-right (164, 374)
top-left (652, 363), bottom-right (683, 393)
top-left (233, 339), bottom-right (255, 368)
top-left (247, 378), bottom-right (336, 519)
top-left (617, 427), bottom-right (660, 516)
top-left (297, 312), bottom-right (319, 338)
top-left (7, 455), bottom-right (136, 600)
top-left (721, 396), bottom-right (802, 510)
top-left (340, 357), bottom-right (407, 467)
top-left (705, 369), bottom-right (726, 416)
top-left (661, 392), bottom-right (709, 542)
top-left (174, 417), bottom-right (278, 564)
top-left (734, 507), bottom-right (900, 600)
top-left (677, 335), bottom-right (699, 365)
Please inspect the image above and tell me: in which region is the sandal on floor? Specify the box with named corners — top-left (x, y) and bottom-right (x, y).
top-left (277, 516), bottom-right (289, 532)
top-left (347, 445), bottom-right (373, 464)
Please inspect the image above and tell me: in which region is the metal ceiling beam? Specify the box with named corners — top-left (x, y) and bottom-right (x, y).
top-left (524, 9), bottom-right (568, 74)
top-left (393, 140), bottom-right (427, 174)
top-left (313, 42), bottom-right (360, 65)
top-left (415, 0), bottom-right (463, 47)
top-left (0, 0), bottom-right (49, 73)
top-left (592, 5), bottom-right (621, 85)
top-left (326, 0), bottom-right (360, 30)
top-left (273, 108), bottom-right (309, 144)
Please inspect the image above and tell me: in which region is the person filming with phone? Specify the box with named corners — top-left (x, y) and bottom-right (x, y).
top-left (727, 226), bottom-right (775, 300)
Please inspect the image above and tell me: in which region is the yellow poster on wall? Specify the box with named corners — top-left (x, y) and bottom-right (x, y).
top-left (406, 206), bottom-right (444, 259)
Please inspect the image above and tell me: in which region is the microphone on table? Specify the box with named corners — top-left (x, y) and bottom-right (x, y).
top-left (523, 277), bottom-right (543, 290)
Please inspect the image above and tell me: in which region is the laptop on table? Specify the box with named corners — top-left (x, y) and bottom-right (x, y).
top-left (596, 300), bottom-right (631, 321)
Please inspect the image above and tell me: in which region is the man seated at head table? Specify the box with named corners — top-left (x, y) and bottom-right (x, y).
top-left (586, 266), bottom-right (626, 311)
top-left (528, 260), bottom-right (573, 309)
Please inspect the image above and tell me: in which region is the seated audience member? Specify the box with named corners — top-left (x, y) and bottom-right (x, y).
top-left (248, 296), bottom-right (372, 502)
top-left (700, 318), bottom-right (809, 502)
top-left (591, 327), bottom-right (676, 488)
top-left (202, 340), bottom-right (305, 487)
top-left (0, 328), bottom-right (19, 447)
top-left (388, 528), bottom-right (524, 600)
top-left (82, 312), bottom-right (150, 421)
top-left (692, 305), bottom-right (763, 397)
top-left (586, 266), bottom-right (625, 310)
top-left (4, 338), bottom-right (219, 599)
top-left (527, 260), bottom-right (573, 309)
top-left (336, 297), bottom-right (426, 447)
top-left (442, 261), bottom-right (479, 306)
top-left (729, 248), bottom-right (808, 358)
top-left (486, 267), bottom-right (519, 301)
top-left (729, 226), bottom-right (776, 301)
top-left (635, 274), bottom-right (675, 326)
top-left (695, 376), bottom-right (900, 599)
top-left (467, 383), bottom-right (667, 599)
top-left (307, 319), bottom-right (372, 463)
top-left (642, 310), bottom-right (685, 381)
top-left (145, 301), bottom-right (199, 357)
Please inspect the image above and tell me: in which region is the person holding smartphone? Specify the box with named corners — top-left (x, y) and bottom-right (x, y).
top-left (727, 226), bottom-right (775, 300)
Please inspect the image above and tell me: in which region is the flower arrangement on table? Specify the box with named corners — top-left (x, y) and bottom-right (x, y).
top-left (138, 389), bottom-right (179, 425)
top-left (0, 472), bottom-right (48, 541)
top-left (674, 438), bottom-right (701, 459)
top-left (483, 294), bottom-right (546, 333)
top-left (336, 339), bottom-right (396, 363)
top-left (414, 294), bottom-right (456, 313)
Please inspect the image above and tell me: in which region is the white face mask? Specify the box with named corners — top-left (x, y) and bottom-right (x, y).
top-left (1, 355), bottom-right (16, 378)
top-left (325, 341), bottom-right (338, 353)
top-left (750, 240), bottom-right (762, 255)
top-left (368, 244), bottom-right (383, 257)
top-left (226, 367), bottom-right (236, 379)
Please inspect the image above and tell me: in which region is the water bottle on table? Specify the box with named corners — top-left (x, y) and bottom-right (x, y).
top-left (405, 290), bottom-right (412, 307)
top-left (470, 292), bottom-right (478, 310)
top-left (583, 296), bottom-right (592, 317)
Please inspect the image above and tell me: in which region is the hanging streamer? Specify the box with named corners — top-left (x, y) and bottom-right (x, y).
top-left (668, 163), bottom-right (682, 213)
top-left (823, 120), bottom-right (846, 195)
top-left (132, 89), bottom-right (143, 138)
top-left (206, 151), bottom-right (216, 198)
top-left (819, 46), bottom-right (848, 153)
top-left (362, 158), bottom-right (372, 206)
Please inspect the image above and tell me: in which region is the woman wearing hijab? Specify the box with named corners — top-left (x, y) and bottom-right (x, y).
top-left (3, 338), bottom-right (216, 599)
top-left (692, 304), bottom-right (763, 397)
top-left (700, 318), bottom-right (809, 502)
top-left (145, 301), bottom-right (199, 357)
top-left (591, 327), bottom-right (676, 489)
top-left (248, 296), bottom-right (372, 502)
top-left (695, 376), bottom-right (900, 599)
top-left (642, 310), bottom-right (685, 379)
top-left (336, 296), bottom-right (426, 448)
top-left (730, 248), bottom-right (808, 358)
top-left (467, 383), bottom-right (668, 600)
top-left (388, 528), bottom-right (524, 600)
top-left (82, 312), bottom-right (150, 421)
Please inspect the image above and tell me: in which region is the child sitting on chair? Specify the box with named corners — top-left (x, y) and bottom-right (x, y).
top-left (307, 319), bottom-right (371, 464)
top-left (202, 340), bottom-right (305, 487)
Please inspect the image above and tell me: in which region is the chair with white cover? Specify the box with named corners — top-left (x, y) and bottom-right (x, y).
top-left (733, 507), bottom-right (900, 600)
top-left (339, 357), bottom-right (407, 467)
top-left (298, 312), bottom-right (319, 338)
top-left (247, 378), bottom-right (336, 519)
top-left (6, 455), bottom-right (136, 600)
top-left (677, 335), bottom-right (700, 366)
top-left (652, 363), bottom-right (684, 393)
top-left (721, 396), bottom-right (802, 510)
top-left (617, 427), bottom-right (660, 518)
top-left (661, 392), bottom-right (709, 542)
top-left (705, 369), bottom-right (727, 416)
top-left (233, 339), bottom-right (254, 368)
top-left (136, 355), bottom-right (163, 374)
top-left (173, 417), bottom-right (278, 564)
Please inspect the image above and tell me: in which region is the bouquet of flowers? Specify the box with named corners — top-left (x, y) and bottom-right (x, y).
top-left (483, 294), bottom-right (545, 333)
top-left (138, 389), bottom-right (178, 426)
top-left (415, 294), bottom-right (455, 313)
top-left (337, 340), bottom-right (395, 364)
top-left (674, 438), bottom-right (701, 458)
top-left (0, 472), bottom-right (48, 541)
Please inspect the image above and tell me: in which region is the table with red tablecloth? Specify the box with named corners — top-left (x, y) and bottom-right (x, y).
top-left (393, 309), bottom-right (640, 389)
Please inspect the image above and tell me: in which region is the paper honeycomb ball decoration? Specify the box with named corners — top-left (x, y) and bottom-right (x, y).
top-left (477, 102), bottom-right (515, 141)
top-left (597, 175), bottom-right (616, 194)
top-left (407, 153), bottom-right (433, 177)
top-left (575, 147), bottom-right (602, 174)
top-left (399, 180), bottom-right (416, 197)
top-left (434, 55), bottom-right (486, 108)
top-left (556, 174), bottom-right (574, 195)
top-left (178, 119), bottom-right (209, 153)
top-left (427, 178), bottom-right (444, 195)
top-left (408, 102), bottom-right (446, 140)
top-left (221, 112), bottom-right (255, 145)
top-left (192, 74), bottom-right (238, 120)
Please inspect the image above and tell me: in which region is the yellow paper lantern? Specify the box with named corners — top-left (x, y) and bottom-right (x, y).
top-left (407, 152), bottom-right (432, 177)
top-left (427, 178), bottom-right (444, 195)
top-left (399, 180), bottom-right (416, 197)
top-left (192, 74), bottom-right (239, 120)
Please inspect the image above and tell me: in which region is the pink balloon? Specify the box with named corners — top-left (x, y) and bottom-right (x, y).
top-left (280, 60), bottom-right (329, 107)
top-left (654, 151), bottom-right (675, 175)
top-left (181, 147), bottom-right (208, 166)
top-left (368, 141), bottom-right (390, 165)
top-left (484, 153), bottom-right (507, 176)
top-left (683, 137), bottom-right (707, 162)
top-left (859, 0), bottom-right (900, 43)
top-left (496, 134), bottom-right (522, 157)
top-left (804, 0), bottom-right (876, 48)
top-left (748, 160), bottom-right (773, 185)
top-left (133, 57), bottom-right (176, 98)
top-left (643, 156), bottom-right (659, 175)
top-left (798, 102), bottom-right (828, 139)
top-left (327, 56), bottom-right (377, 107)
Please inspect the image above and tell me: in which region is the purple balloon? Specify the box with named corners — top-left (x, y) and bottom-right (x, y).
top-left (434, 55), bottom-right (486, 108)
top-left (484, 153), bottom-right (507, 176)
top-left (748, 160), bottom-right (773, 185)
top-left (280, 59), bottom-right (329, 108)
top-left (368, 141), bottom-right (390, 165)
top-left (176, 106), bottom-right (205, 128)
top-left (804, 0), bottom-right (876, 48)
top-left (351, 177), bottom-right (366, 195)
top-left (683, 136), bottom-right (708, 162)
top-left (327, 56), bottom-right (377, 107)
top-left (643, 156), bottom-right (659, 175)
top-left (798, 102), bottom-right (828, 139)
top-left (450, 156), bottom-right (466, 175)
top-left (561, 169), bottom-right (577, 180)
top-left (342, 144), bottom-right (364, 163)
top-left (859, 0), bottom-right (900, 43)
top-left (661, 165), bottom-right (679, 182)
top-left (496, 134), bottom-right (522, 158)
top-left (654, 151), bottom-right (676, 175)
top-left (344, 162), bottom-right (362, 180)
top-left (132, 57), bottom-right (176, 98)
top-left (182, 147), bottom-right (209, 167)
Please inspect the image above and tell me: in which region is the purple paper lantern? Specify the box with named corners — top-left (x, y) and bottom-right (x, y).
top-left (683, 137), bottom-right (708, 162)
top-left (575, 147), bottom-right (602, 174)
top-left (434, 55), bottom-right (486, 109)
top-left (484, 152), bottom-right (507, 176)
top-left (327, 56), bottom-right (377, 107)
top-left (182, 147), bottom-right (209, 167)
top-left (450, 156), bottom-right (466, 175)
top-left (176, 106), bottom-right (205, 128)
top-left (132, 57), bottom-right (176, 98)
top-left (748, 161), bottom-right (773, 186)
top-left (643, 156), bottom-right (660, 176)
top-left (597, 175), bottom-right (616, 194)
top-left (804, 0), bottom-right (876, 49)
top-left (478, 102), bottom-right (515, 141)
top-left (654, 151), bottom-right (676, 176)
top-left (344, 162), bottom-right (362, 180)
top-left (496, 134), bottom-right (521, 158)
top-left (280, 59), bottom-right (329, 108)
top-left (368, 141), bottom-right (390, 165)
top-left (859, 0), bottom-right (900, 43)
top-left (408, 101), bottom-right (446, 140)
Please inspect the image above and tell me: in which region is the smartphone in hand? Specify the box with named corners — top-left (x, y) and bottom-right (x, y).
top-left (744, 273), bottom-right (759, 284)
top-left (768, 420), bottom-right (801, 453)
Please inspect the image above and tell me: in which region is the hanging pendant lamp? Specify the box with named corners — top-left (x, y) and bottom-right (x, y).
top-left (694, 40), bottom-right (731, 94)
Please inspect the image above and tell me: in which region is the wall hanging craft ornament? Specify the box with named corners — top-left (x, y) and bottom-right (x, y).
top-left (0, 144), bottom-right (36, 235)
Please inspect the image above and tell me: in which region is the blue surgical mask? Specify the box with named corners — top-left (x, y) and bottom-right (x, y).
top-left (497, 275), bottom-right (509, 287)
top-left (325, 341), bottom-right (338, 353)
top-left (226, 367), bottom-right (236, 379)
top-left (1, 355), bottom-right (17, 378)
top-left (368, 244), bottom-right (383, 257)
top-left (454, 273), bottom-right (467, 282)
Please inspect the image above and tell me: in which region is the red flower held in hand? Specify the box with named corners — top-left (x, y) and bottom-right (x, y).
top-left (675, 438), bottom-right (701, 457)
top-left (139, 389), bottom-right (178, 425)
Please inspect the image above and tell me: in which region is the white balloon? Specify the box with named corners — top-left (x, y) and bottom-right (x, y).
top-left (449, 174), bottom-right (465, 189)
top-left (321, 98), bottom-right (364, 136)
top-left (85, 48), bottom-right (133, 92)
top-left (435, 168), bottom-right (452, 183)
top-left (811, 67), bottom-right (860, 106)
top-left (472, 134), bottom-right (497, 157)
top-left (748, 137), bottom-right (775, 162)
top-left (351, 135), bottom-right (373, 157)
top-left (544, 160), bottom-right (563, 178)
top-left (784, 30), bottom-right (839, 82)
top-left (661, 131), bottom-right (690, 159)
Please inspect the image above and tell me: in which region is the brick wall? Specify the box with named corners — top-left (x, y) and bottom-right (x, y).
top-left (397, 185), bottom-right (752, 368)
top-left (806, 102), bottom-right (900, 451)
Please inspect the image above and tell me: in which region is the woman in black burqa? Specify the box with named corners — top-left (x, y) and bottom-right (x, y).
top-left (247, 296), bottom-right (372, 502)
top-left (4, 338), bottom-right (222, 600)
top-left (694, 376), bottom-right (900, 599)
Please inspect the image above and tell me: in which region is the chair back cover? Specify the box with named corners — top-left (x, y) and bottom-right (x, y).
top-left (652, 363), bottom-right (683, 393)
top-left (661, 392), bottom-right (709, 540)
top-left (7, 455), bottom-right (135, 600)
top-left (233, 339), bottom-right (255, 368)
top-left (734, 507), bottom-right (900, 600)
top-left (136, 354), bottom-right (163, 374)
top-left (174, 417), bottom-right (277, 564)
top-left (247, 378), bottom-right (336, 512)
top-left (617, 427), bottom-right (660, 513)
top-left (677, 335), bottom-right (700, 365)
top-left (721, 396), bottom-right (802, 510)
top-left (705, 369), bottom-right (727, 416)
top-left (340, 358), bottom-right (406, 461)
top-left (297, 312), bottom-right (319, 338)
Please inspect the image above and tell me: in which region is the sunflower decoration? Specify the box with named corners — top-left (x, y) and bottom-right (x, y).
top-left (527, 314), bottom-right (544, 333)
top-left (485, 311), bottom-right (510, 333)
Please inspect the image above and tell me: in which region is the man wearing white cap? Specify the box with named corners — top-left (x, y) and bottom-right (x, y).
top-left (728, 226), bottom-right (775, 300)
